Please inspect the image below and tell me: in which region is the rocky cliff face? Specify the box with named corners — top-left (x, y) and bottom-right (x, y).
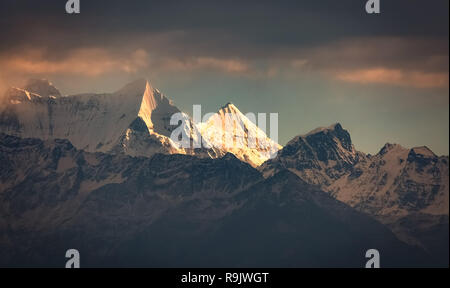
top-left (261, 123), bottom-right (366, 184)
top-left (260, 124), bottom-right (448, 264)
top-left (0, 133), bottom-right (431, 267)
top-left (0, 79), bottom-right (447, 267)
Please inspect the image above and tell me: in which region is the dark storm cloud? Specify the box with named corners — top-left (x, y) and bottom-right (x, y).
top-left (0, 0), bottom-right (448, 90)
top-left (301, 37), bottom-right (449, 72)
top-left (0, 0), bottom-right (448, 57)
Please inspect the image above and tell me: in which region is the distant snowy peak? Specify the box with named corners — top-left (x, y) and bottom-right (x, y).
top-left (282, 122), bottom-right (359, 166)
top-left (1, 79), bottom-right (281, 166)
top-left (199, 102), bottom-right (282, 167)
top-left (377, 143), bottom-right (439, 163)
top-left (409, 146), bottom-right (437, 159)
top-left (261, 122), bottom-right (448, 225)
top-left (302, 123), bottom-right (354, 152)
top-left (259, 123), bottom-right (367, 186)
top-left (331, 141), bottom-right (448, 216)
top-left (5, 79), bottom-right (62, 103)
top-left (138, 82), bottom-right (181, 137)
top-left (303, 123), bottom-right (342, 137)
top-left (121, 79), bottom-right (181, 137)
top-left (23, 79), bottom-right (62, 98)
top-left (108, 79), bottom-right (209, 156)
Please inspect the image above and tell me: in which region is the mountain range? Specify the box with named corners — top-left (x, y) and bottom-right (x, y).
top-left (260, 123), bottom-right (449, 261)
top-left (0, 79), bottom-right (277, 166)
top-left (0, 79), bottom-right (447, 267)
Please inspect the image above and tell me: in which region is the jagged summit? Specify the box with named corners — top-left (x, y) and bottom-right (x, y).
top-left (23, 78), bottom-right (61, 98)
top-left (135, 80), bottom-right (179, 136)
top-left (113, 79), bottom-right (180, 137)
top-left (4, 78), bottom-right (62, 104)
top-left (378, 143), bottom-right (406, 156)
top-left (2, 132), bottom-right (434, 267)
top-left (260, 122), bottom-right (362, 185)
top-left (378, 143), bottom-right (438, 159)
top-left (410, 146), bottom-right (436, 158)
top-left (215, 102), bottom-right (243, 117)
top-left (303, 123), bottom-right (343, 137)
top-left (285, 122), bottom-right (354, 156)
top-left (261, 123), bottom-right (449, 254)
top-left (219, 101), bottom-right (236, 109)
top-left (199, 102), bottom-right (282, 167)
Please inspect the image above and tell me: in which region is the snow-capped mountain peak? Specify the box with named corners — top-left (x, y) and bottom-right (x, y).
top-left (113, 79), bottom-right (214, 157)
top-left (218, 102), bottom-right (240, 114)
top-left (0, 79), bottom-right (201, 157)
top-left (260, 123), bottom-right (364, 185)
top-left (199, 102), bottom-right (282, 167)
top-left (278, 123), bottom-right (359, 167)
top-left (130, 79), bottom-right (180, 137)
top-left (261, 123), bottom-right (448, 253)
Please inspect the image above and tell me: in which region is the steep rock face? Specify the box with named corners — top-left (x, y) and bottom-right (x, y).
top-left (198, 103), bottom-right (282, 167)
top-left (261, 123), bottom-right (365, 185)
top-left (260, 124), bottom-right (448, 264)
top-left (329, 143), bottom-right (448, 262)
top-left (261, 124), bottom-right (448, 218)
top-left (329, 143), bottom-right (449, 218)
top-left (0, 134), bottom-right (431, 267)
top-left (21, 79), bottom-right (62, 98)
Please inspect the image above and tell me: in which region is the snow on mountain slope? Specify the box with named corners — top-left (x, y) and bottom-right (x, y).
top-left (260, 123), bottom-right (449, 257)
top-left (198, 103), bottom-right (282, 167)
top-left (329, 143), bottom-right (449, 217)
top-left (21, 78), bottom-right (62, 98)
top-left (328, 142), bottom-right (449, 255)
top-left (261, 124), bottom-right (448, 217)
top-left (0, 79), bottom-right (277, 166)
top-left (0, 79), bottom-right (211, 158)
top-left (261, 123), bottom-right (366, 184)
top-left (0, 133), bottom-right (431, 267)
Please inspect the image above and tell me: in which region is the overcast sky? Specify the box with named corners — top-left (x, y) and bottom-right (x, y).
top-left (0, 0), bottom-right (448, 155)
